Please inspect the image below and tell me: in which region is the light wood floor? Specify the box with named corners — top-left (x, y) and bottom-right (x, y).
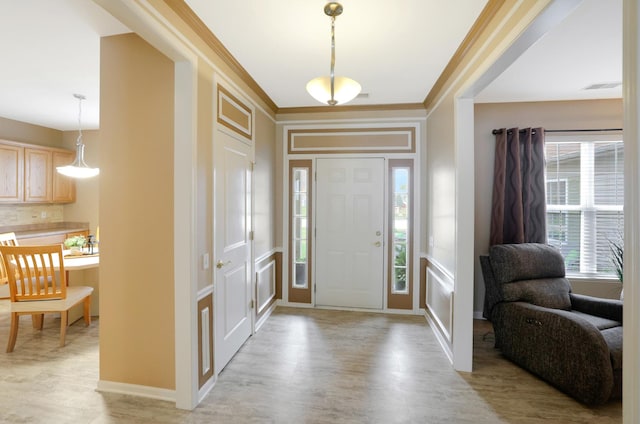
top-left (0, 302), bottom-right (621, 423)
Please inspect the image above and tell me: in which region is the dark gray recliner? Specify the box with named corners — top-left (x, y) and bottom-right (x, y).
top-left (480, 243), bottom-right (622, 405)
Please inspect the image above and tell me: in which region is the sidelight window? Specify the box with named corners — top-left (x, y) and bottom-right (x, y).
top-left (391, 167), bottom-right (410, 293)
top-left (292, 168), bottom-right (309, 288)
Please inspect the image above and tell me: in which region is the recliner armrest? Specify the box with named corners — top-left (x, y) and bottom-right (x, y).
top-left (570, 293), bottom-right (623, 323)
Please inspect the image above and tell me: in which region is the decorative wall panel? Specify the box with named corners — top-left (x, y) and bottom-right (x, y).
top-left (426, 266), bottom-right (454, 343)
top-left (287, 126), bottom-right (416, 154)
top-left (217, 84), bottom-right (253, 141)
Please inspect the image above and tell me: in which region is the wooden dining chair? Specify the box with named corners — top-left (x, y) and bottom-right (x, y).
top-left (0, 232), bottom-right (18, 299)
top-left (0, 244), bottom-right (93, 352)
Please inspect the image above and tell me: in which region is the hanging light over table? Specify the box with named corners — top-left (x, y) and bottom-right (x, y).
top-left (306, 2), bottom-right (361, 106)
top-left (56, 94), bottom-right (99, 179)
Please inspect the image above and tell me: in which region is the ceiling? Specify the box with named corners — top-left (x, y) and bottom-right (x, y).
top-left (0, 0), bottom-right (621, 131)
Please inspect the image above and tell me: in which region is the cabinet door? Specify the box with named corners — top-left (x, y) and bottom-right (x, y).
top-left (0, 143), bottom-right (23, 202)
top-left (52, 151), bottom-right (76, 203)
top-left (24, 148), bottom-right (52, 202)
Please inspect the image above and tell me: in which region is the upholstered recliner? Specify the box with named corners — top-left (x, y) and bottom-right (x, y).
top-left (480, 243), bottom-right (622, 405)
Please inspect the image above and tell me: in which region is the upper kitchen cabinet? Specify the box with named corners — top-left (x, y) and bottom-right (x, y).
top-left (24, 147), bottom-right (52, 202)
top-left (0, 141), bottom-right (24, 202)
top-left (0, 140), bottom-right (76, 204)
top-left (52, 150), bottom-right (76, 203)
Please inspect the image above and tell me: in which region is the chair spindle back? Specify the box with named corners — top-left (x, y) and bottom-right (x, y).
top-left (0, 244), bottom-right (67, 302)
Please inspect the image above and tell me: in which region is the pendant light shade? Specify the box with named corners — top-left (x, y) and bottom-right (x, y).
top-left (56, 94), bottom-right (99, 179)
top-left (306, 76), bottom-right (361, 106)
top-left (306, 2), bottom-right (361, 106)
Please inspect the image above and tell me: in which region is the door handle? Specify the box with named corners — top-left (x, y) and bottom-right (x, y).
top-left (216, 260), bottom-right (231, 269)
top-left (374, 241), bottom-right (381, 247)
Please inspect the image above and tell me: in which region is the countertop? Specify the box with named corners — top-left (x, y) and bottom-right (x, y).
top-left (0, 222), bottom-right (90, 239)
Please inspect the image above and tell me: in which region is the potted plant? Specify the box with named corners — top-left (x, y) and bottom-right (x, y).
top-left (64, 235), bottom-right (86, 255)
top-left (608, 235), bottom-right (623, 300)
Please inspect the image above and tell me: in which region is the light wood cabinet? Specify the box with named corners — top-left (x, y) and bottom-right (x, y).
top-left (52, 151), bottom-right (76, 203)
top-left (24, 147), bottom-right (52, 202)
top-left (0, 140), bottom-right (76, 204)
top-left (0, 142), bottom-right (24, 203)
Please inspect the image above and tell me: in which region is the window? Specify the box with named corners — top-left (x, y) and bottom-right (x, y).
top-left (388, 159), bottom-right (413, 310)
top-left (391, 167), bottom-right (409, 293)
top-left (288, 160), bottom-right (312, 304)
top-left (545, 138), bottom-right (623, 277)
top-left (292, 167), bottom-right (309, 288)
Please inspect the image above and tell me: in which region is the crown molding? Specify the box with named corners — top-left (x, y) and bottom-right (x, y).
top-left (277, 103), bottom-right (426, 115)
top-left (423, 0), bottom-right (506, 109)
top-left (165, 0), bottom-right (278, 113)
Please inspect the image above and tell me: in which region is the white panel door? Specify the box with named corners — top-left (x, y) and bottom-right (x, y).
top-left (214, 131), bottom-right (252, 374)
top-left (315, 158), bottom-right (385, 309)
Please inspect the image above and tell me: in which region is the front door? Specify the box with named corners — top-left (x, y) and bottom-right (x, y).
top-left (214, 130), bottom-right (252, 374)
top-left (315, 158), bottom-right (385, 309)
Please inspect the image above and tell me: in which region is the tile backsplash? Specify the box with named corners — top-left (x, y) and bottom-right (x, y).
top-left (0, 205), bottom-right (64, 226)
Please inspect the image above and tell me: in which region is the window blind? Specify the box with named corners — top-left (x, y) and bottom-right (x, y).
top-left (545, 139), bottom-right (623, 277)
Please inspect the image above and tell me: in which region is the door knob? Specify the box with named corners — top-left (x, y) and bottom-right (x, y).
top-left (374, 241), bottom-right (381, 247)
top-left (216, 260), bottom-right (231, 269)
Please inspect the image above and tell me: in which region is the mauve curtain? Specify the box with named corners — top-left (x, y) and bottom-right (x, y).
top-left (489, 127), bottom-right (547, 245)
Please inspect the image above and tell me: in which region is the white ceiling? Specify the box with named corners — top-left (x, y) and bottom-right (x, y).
top-left (0, 0), bottom-right (622, 131)
top-left (0, 0), bottom-right (129, 131)
top-left (476, 0), bottom-right (622, 103)
top-left (184, 0), bottom-right (488, 108)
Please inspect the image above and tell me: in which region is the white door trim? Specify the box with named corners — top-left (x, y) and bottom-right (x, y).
top-left (622, 0), bottom-right (640, 421)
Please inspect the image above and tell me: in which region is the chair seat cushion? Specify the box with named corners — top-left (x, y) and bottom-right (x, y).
top-left (571, 311), bottom-right (621, 331)
top-left (502, 277), bottom-right (572, 310)
top-left (10, 285), bottom-right (94, 313)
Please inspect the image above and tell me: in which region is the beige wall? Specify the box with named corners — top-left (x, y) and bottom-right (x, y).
top-left (0, 116), bottom-right (63, 147)
top-left (474, 99), bottom-right (624, 313)
top-left (99, 33), bottom-right (175, 390)
top-left (425, 95), bottom-right (457, 270)
top-left (254, 110), bottom-right (277, 259)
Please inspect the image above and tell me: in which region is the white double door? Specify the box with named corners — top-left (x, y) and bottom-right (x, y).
top-left (214, 130), bottom-right (252, 374)
top-left (315, 158), bottom-right (385, 309)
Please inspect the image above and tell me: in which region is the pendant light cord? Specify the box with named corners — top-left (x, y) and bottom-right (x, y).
top-left (74, 93), bottom-right (85, 146)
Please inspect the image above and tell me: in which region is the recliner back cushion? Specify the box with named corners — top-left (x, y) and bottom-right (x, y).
top-left (502, 277), bottom-right (572, 310)
top-left (489, 243), bottom-right (565, 284)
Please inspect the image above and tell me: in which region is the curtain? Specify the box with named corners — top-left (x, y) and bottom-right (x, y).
top-left (489, 127), bottom-right (547, 245)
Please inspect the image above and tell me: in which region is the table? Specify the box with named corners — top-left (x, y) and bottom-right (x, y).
top-left (63, 253), bottom-right (100, 272)
top-left (62, 252), bottom-right (100, 323)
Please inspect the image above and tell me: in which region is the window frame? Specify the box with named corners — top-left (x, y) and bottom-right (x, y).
top-left (545, 134), bottom-right (623, 279)
top-left (288, 160), bottom-right (313, 303)
top-left (387, 159), bottom-right (413, 309)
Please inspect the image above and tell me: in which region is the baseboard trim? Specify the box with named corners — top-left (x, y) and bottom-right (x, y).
top-left (424, 309), bottom-right (454, 365)
top-left (198, 376), bottom-right (216, 404)
top-left (97, 380), bottom-right (176, 403)
top-left (255, 301), bottom-right (277, 331)
top-left (473, 310), bottom-right (485, 320)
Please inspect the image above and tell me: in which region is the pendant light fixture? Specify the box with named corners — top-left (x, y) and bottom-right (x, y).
top-left (306, 2), bottom-right (361, 106)
top-left (56, 94), bottom-right (100, 179)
